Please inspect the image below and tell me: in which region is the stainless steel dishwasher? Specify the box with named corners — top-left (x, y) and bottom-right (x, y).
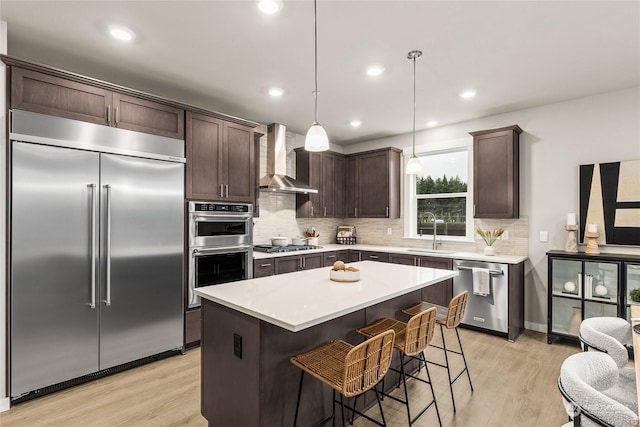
top-left (453, 259), bottom-right (509, 334)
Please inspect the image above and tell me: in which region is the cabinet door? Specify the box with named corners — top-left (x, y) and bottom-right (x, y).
top-left (301, 253), bottom-right (323, 270)
top-left (626, 263), bottom-right (640, 319)
top-left (275, 256), bottom-right (300, 275)
top-left (224, 122), bottom-right (255, 203)
top-left (420, 256), bottom-right (453, 306)
top-left (334, 155), bottom-right (346, 218)
top-left (112, 93), bottom-right (184, 139)
top-left (471, 125), bottom-right (521, 218)
top-left (322, 153), bottom-right (336, 217)
top-left (11, 67), bottom-right (111, 125)
top-left (185, 308), bottom-right (202, 346)
top-left (345, 156), bottom-right (358, 218)
top-left (186, 112), bottom-right (223, 200)
top-left (357, 151), bottom-right (390, 217)
top-left (349, 250), bottom-right (362, 262)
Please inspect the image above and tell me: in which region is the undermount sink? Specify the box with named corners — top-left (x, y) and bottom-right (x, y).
top-left (406, 249), bottom-right (456, 255)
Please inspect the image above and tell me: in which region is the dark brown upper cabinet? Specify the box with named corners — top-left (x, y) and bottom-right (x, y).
top-left (11, 67), bottom-right (184, 140)
top-left (295, 149), bottom-right (345, 218)
top-left (346, 147), bottom-right (401, 219)
top-left (186, 112), bottom-right (255, 203)
top-left (470, 125), bottom-right (522, 218)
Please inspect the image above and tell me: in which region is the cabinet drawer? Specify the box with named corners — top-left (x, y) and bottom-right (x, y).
top-left (254, 259), bottom-right (275, 278)
top-left (361, 251), bottom-right (389, 262)
top-left (323, 250), bottom-right (349, 266)
top-left (113, 93), bottom-right (184, 139)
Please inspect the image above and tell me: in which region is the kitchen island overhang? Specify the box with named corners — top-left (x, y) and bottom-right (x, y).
top-left (195, 261), bottom-right (458, 426)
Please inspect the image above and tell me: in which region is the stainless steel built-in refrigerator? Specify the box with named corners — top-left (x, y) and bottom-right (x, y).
top-left (10, 110), bottom-right (184, 399)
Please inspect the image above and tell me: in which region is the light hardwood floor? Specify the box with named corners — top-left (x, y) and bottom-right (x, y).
top-left (0, 329), bottom-right (578, 427)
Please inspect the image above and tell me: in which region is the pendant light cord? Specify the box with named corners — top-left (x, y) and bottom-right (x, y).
top-left (314, 0), bottom-right (319, 124)
top-left (412, 53), bottom-right (416, 156)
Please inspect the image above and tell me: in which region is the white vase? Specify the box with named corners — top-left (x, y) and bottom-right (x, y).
top-left (483, 246), bottom-right (495, 256)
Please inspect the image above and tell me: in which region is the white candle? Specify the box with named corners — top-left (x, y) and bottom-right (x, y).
top-left (587, 223), bottom-right (597, 233)
top-left (566, 213), bottom-right (576, 226)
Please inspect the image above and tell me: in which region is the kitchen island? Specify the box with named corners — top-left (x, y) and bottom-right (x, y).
top-left (195, 261), bottom-right (457, 427)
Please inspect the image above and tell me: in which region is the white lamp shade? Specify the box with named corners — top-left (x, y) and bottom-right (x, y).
top-left (406, 156), bottom-right (422, 175)
top-left (305, 123), bottom-right (330, 151)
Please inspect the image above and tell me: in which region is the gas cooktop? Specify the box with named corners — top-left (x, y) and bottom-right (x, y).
top-left (254, 244), bottom-right (318, 253)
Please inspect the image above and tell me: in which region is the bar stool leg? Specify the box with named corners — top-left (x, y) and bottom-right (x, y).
top-left (374, 387), bottom-right (387, 427)
top-left (399, 353), bottom-right (413, 425)
top-left (440, 324), bottom-right (457, 413)
top-left (340, 394), bottom-right (346, 427)
top-left (421, 351), bottom-right (442, 427)
top-left (332, 390), bottom-right (336, 427)
top-left (293, 371), bottom-right (305, 427)
top-left (456, 328), bottom-right (474, 391)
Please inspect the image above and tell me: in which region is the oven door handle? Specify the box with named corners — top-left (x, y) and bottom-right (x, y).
top-left (192, 214), bottom-right (252, 222)
top-left (192, 246), bottom-right (253, 256)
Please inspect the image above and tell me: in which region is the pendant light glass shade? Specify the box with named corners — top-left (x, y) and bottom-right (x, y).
top-left (406, 50), bottom-right (423, 175)
top-left (406, 155), bottom-right (422, 175)
top-left (305, 122), bottom-right (329, 151)
top-left (305, 0), bottom-right (329, 152)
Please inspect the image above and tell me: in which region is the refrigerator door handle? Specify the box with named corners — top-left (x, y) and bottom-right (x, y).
top-left (88, 184), bottom-right (97, 309)
top-left (104, 184), bottom-right (112, 306)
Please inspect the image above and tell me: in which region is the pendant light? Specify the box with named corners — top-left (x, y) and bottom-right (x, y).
top-left (304, 0), bottom-right (329, 152)
top-left (405, 50), bottom-right (423, 175)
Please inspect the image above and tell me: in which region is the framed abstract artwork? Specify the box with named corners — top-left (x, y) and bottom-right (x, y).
top-left (579, 160), bottom-right (640, 246)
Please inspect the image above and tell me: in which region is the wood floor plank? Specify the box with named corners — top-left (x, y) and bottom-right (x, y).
top-left (0, 329), bottom-right (578, 427)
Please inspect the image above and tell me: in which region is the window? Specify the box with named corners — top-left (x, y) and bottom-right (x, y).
top-left (407, 148), bottom-right (472, 239)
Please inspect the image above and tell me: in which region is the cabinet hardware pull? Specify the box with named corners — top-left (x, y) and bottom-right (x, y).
top-left (115, 106), bottom-right (118, 124)
top-left (225, 184), bottom-right (229, 198)
top-left (369, 255), bottom-right (379, 259)
top-left (386, 207), bottom-right (389, 217)
top-left (88, 184), bottom-right (97, 309)
top-left (324, 207), bottom-right (327, 216)
top-left (107, 105), bottom-right (111, 123)
top-left (220, 184), bottom-right (224, 197)
top-left (104, 184), bottom-right (112, 306)
top-left (355, 208), bottom-right (357, 217)
top-left (327, 255), bottom-right (335, 259)
top-left (311, 206), bottom-right (314, 217)
top-left (260, 263), bottom-right (272, 267)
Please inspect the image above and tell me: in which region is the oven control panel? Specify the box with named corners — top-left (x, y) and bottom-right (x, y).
top-left (192, 202), bottom-right (251, 213)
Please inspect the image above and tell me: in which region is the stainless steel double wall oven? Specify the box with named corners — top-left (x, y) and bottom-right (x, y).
top-left (188, 201), bottom-right (253, 308)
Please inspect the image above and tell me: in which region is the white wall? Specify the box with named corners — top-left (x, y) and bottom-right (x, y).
top-left (344, 87), bottom-right (640, 330)
top-left (1, 20), bottom-right (9, 412)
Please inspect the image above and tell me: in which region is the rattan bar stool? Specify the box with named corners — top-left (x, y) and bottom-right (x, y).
top-left (355, 307), bottom-right (441, 427)
top-left (290, 329), bottom-right (395, 427)
top-left (403, 290), bottom-right (473, 413)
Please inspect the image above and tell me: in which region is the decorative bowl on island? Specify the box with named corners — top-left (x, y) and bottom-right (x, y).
top-left (329, 261), bottom-right (360, 282)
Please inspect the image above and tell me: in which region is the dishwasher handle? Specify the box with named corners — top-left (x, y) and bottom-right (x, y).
top-left (456, 265), bottom-right (504, 276)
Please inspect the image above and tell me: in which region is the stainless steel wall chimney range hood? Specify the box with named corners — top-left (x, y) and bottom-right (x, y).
top-left (259, 123), bottom-right (318, 194)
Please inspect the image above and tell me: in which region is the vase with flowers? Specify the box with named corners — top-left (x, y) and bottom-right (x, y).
top-left (476, 227), bottom-right (505, 256)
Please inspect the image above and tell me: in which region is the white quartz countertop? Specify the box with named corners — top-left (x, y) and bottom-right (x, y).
top-left (253, 243), bottom-right (528, 264)
top-left (194, 260), bottom-right (458, 332)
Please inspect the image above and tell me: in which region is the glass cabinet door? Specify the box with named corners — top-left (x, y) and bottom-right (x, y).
top-left (626, 263), bottom-right (640, 319)
top-left (550, 259), bottom-right (582, 336)
top-left (583, 261), bottom-right (619, 321)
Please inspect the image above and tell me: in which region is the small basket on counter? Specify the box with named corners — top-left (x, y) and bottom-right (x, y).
top-left (336, 225), bottom-right (357, 245)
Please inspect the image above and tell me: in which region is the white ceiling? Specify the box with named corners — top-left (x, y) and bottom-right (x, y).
top-left (1, 1), bottom-right (639, 145)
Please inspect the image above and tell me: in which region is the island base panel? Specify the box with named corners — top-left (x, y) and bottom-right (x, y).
top-left (201, 290), bottom-right (422, 426)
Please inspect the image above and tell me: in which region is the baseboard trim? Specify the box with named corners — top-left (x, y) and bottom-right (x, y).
top-left (525, 321), bottom-right (546, 333)
top-left (0, 397), bottom-right (10, 412)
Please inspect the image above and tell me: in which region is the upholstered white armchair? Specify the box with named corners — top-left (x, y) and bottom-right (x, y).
top-left (558, 352), bottom-right (638, 427)
top-left (579, 317), bottom-right (635, 391)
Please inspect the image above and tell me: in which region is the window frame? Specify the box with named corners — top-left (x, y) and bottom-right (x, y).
top-left (403, 139), bottom-right (474, 242)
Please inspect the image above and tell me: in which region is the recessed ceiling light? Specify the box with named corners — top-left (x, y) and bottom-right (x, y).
top-left (258, 0), bottom-right (283, 14)
top-left (426, 121), bottom-right (438, 127)
top-left (108, 25), bottom-right (136, 42)
top-left (350, 120), bottom-right (362, 128)
top-left (268, 87), bottom-right (284, 97)
top-left (459, 90), bottom-right (476, 99)
top-left (366, 66), bottom-right (385, 77)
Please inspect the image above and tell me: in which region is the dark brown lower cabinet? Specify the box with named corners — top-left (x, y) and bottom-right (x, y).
top-left (185, 308), bottom-right (201, 347)
top-left (389, 253), bottom-right (453, 307)
top-left (349, 250), bottom-right (389, 263)
top-left (323, 250), bottom-right (349, 267)
top-left (274, 253), bottom-right (323, 275)
top-left (254, 259), bottom-right (275, 278)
